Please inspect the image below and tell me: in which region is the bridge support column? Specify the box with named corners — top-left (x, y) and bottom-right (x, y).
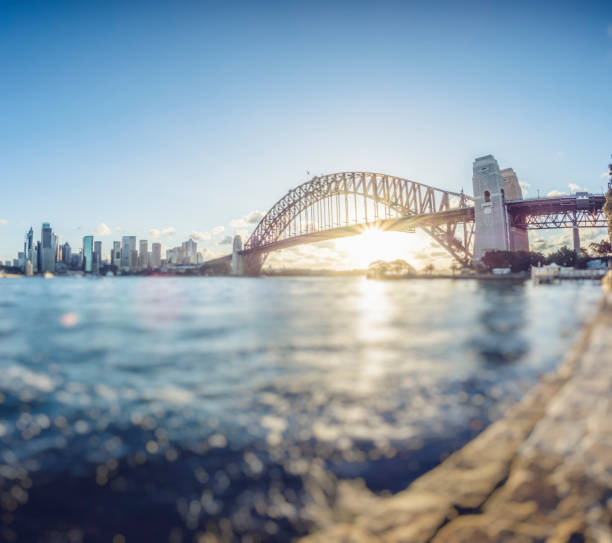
top-left (231, 236), bottom-right (263, 276)
top-left (473, 155), bottom-right (514, 261)
top-left (573, 224), bottom-right (580, 252)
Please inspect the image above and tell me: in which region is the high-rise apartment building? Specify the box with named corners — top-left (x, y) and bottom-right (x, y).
top-left (121, 236), bottom-right (136, 269)
top-left (129, 249), bottom-right (138, 272)
top-left (151, 243), bottom-right (161, 269)
top-left (139, 240), bottom-right (148, 270)
top-left (83, 236), bottom-right (94, 273)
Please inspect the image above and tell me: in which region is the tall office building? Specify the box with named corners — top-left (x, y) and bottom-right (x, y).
top-left (83, 236), bottom-right (94, 273)
top-left (184, 239), bottom-right (197, 264)
top-left (151, 243), bottom-right (161, 269)
top-left (25, 227), bottom-right (34, 263)
top-left (55, 234), bottom-right (61, 262)
top-left (129, 249), bottom-right (138, 272)
top-left (139, 239), bottom-right (148, 270)
top-left (121, 236), bottom-right (136, 269)
top-left (61, 242), bottom-right (71, 264)
top-left (93, 240), bottom-right (102, 274)
top-left (112, 241), bottom-right (121, 268)
top-left (40, 223), bottom-right (56, 273)
top-left (33, 241), bottom-right (41, 273)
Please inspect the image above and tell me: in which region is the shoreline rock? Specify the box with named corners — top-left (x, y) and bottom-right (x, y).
top-left (301, 273), bottom-right (612, 542)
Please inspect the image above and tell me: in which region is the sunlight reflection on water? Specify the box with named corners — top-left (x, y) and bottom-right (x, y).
top-left (0, 276), bottom-right (603, 541)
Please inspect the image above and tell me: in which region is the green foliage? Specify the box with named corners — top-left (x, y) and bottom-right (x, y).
top-left (368, 259), bottom-right (415, 276)
top-left (544, 246), bottom-right (589, 268)
top-left (588, 239), bottom-right (611, 256)
top-left (480, 250), bottom-right (544, 272)
top-left (604, 188), bottom-right (612, 241)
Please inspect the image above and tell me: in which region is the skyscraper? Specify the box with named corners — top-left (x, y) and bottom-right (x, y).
top-left (25, 227), bottom-right (33, 264)
top-left (93, 240), bottom-right (102, 274)
top-left (112, 241), bottom-right (121, 268)
top-left (62, 242), bottom-right (71, 264)
top-left (139, 239), bottom-right (148, 270)
top-left (121, 236), bottom-right (136, 269)
top-left (83, 236), bottom-right (94, 273)
top-left (129, 249), bottom-right (138, 272)
top-left (55, 234), bottom-right (61, 262)
top-left (40, 222), bottom-right (56, 273)
top-left (184, 239), bottom-right (197, 264)
top-left (151, 243), bottom-right (161, 269)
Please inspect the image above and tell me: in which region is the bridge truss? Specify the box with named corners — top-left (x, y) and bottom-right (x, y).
top-left (506, 196), bottom-right (607, 230)
top-left (244, 172), bottom-right (475, 264)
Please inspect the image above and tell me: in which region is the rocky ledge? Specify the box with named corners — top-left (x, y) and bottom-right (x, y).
top-left (301, 272), bottom-right (612, 543)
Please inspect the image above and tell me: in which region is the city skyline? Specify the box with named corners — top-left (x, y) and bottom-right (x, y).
top-left (1, 1), bottom-right (612, 265)
top-left (7, 220), bottom-right (206, 273)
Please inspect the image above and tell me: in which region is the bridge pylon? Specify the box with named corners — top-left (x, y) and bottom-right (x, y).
top-left (231, 235), bottom-right (263, 276)
top-left (472, 154), bottom-right (529, 260)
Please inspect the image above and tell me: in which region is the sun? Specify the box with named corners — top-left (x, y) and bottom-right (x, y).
top-left (335, 227), bottom-right (417, 269)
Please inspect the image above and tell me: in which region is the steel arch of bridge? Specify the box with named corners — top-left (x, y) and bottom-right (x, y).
top-left (244, 172), bottom-right (475, 264)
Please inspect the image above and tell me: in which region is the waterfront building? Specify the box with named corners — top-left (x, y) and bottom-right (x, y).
top-left (151, 243), bottom-right (161, 269)
top-left (94, 240), bottom-right (102, 274)
top-left (70, 253), bottom-right (82, 270)
top-left (62, 243), bottom-right (71, 264)
top-left (112, 241), bottom-right (121, 268)
top-left (121, 236), bottom-right (136, 269)
top-left (25, 227), bottom-right (34, 263)
top-left (40, 223), bottom-right (56, 273)
top-left (129, 249), bottom-right (138, 272)
top-left (184, 239), bottom-right (197, 264)
top-left (55, 234), bottom-right (61, 262)
top-left (139, 239), bottom-right (148, 270)
top-left (25, 260), bottom-right (33, 276)
top-left (33, 241), bottom-right (41, 273)
top-left (83, 236), bottom-right (94, 273)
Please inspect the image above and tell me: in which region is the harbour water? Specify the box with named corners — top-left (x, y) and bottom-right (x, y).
top-left (0, 277), bottom-right (603, 542)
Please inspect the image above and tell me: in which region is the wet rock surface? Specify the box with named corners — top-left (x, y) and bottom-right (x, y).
top-left (302, 276), bottom-right (612, 543)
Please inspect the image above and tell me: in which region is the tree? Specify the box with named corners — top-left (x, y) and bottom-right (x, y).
top-left (480, 250), bottom-right (544, 273)
top-left (546, 246), bottom-right (577, 267)
top-left (588, 239), bottom-right (611, 256)
top-left (424, 263), bottom-right (435, 274)
top-left (604, 186), bottom-right (612, 243)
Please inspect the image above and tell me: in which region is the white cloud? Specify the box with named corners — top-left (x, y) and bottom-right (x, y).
top-left (547, 190), bottom-right (567, 197)
top-left (114, 226), bottom-right (121, 231)
top-left (0, 218), bottom-right (7, 225)
top-left (190, 231), bottom-right (211, 241)
top-left (230, 210), bottom-right (264, 228)
top-left (149, 227), bottom-right (176, 238)
top-left (600, 171), bottom-right (610, 179)
top-left (518, 180), bottom-right (530, 196)
top-left (568, 183), bottom-right (585, 193)
top-left (212, 226), bottom-right (225, 235)
top-left (219, 235), bottom-right (233, 245)
top-left (93, 222), bottom-right (112, 236)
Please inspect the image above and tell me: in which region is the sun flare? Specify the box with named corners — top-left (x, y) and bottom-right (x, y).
top-left (335, 227), bottom-right (420, 269)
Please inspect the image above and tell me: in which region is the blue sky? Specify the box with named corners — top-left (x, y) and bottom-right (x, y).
top-left (1, 0), bottom-right (611, 264)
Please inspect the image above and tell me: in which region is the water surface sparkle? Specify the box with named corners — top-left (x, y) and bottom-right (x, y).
top-left (0, 277), bottom-right (601, 542)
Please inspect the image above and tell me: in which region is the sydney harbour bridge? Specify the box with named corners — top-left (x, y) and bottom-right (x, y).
top-left (203, 154), bottom-right (608, 275)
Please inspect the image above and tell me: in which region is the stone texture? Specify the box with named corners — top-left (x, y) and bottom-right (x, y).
top-left (301, 273), bottom-right (612, 543)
